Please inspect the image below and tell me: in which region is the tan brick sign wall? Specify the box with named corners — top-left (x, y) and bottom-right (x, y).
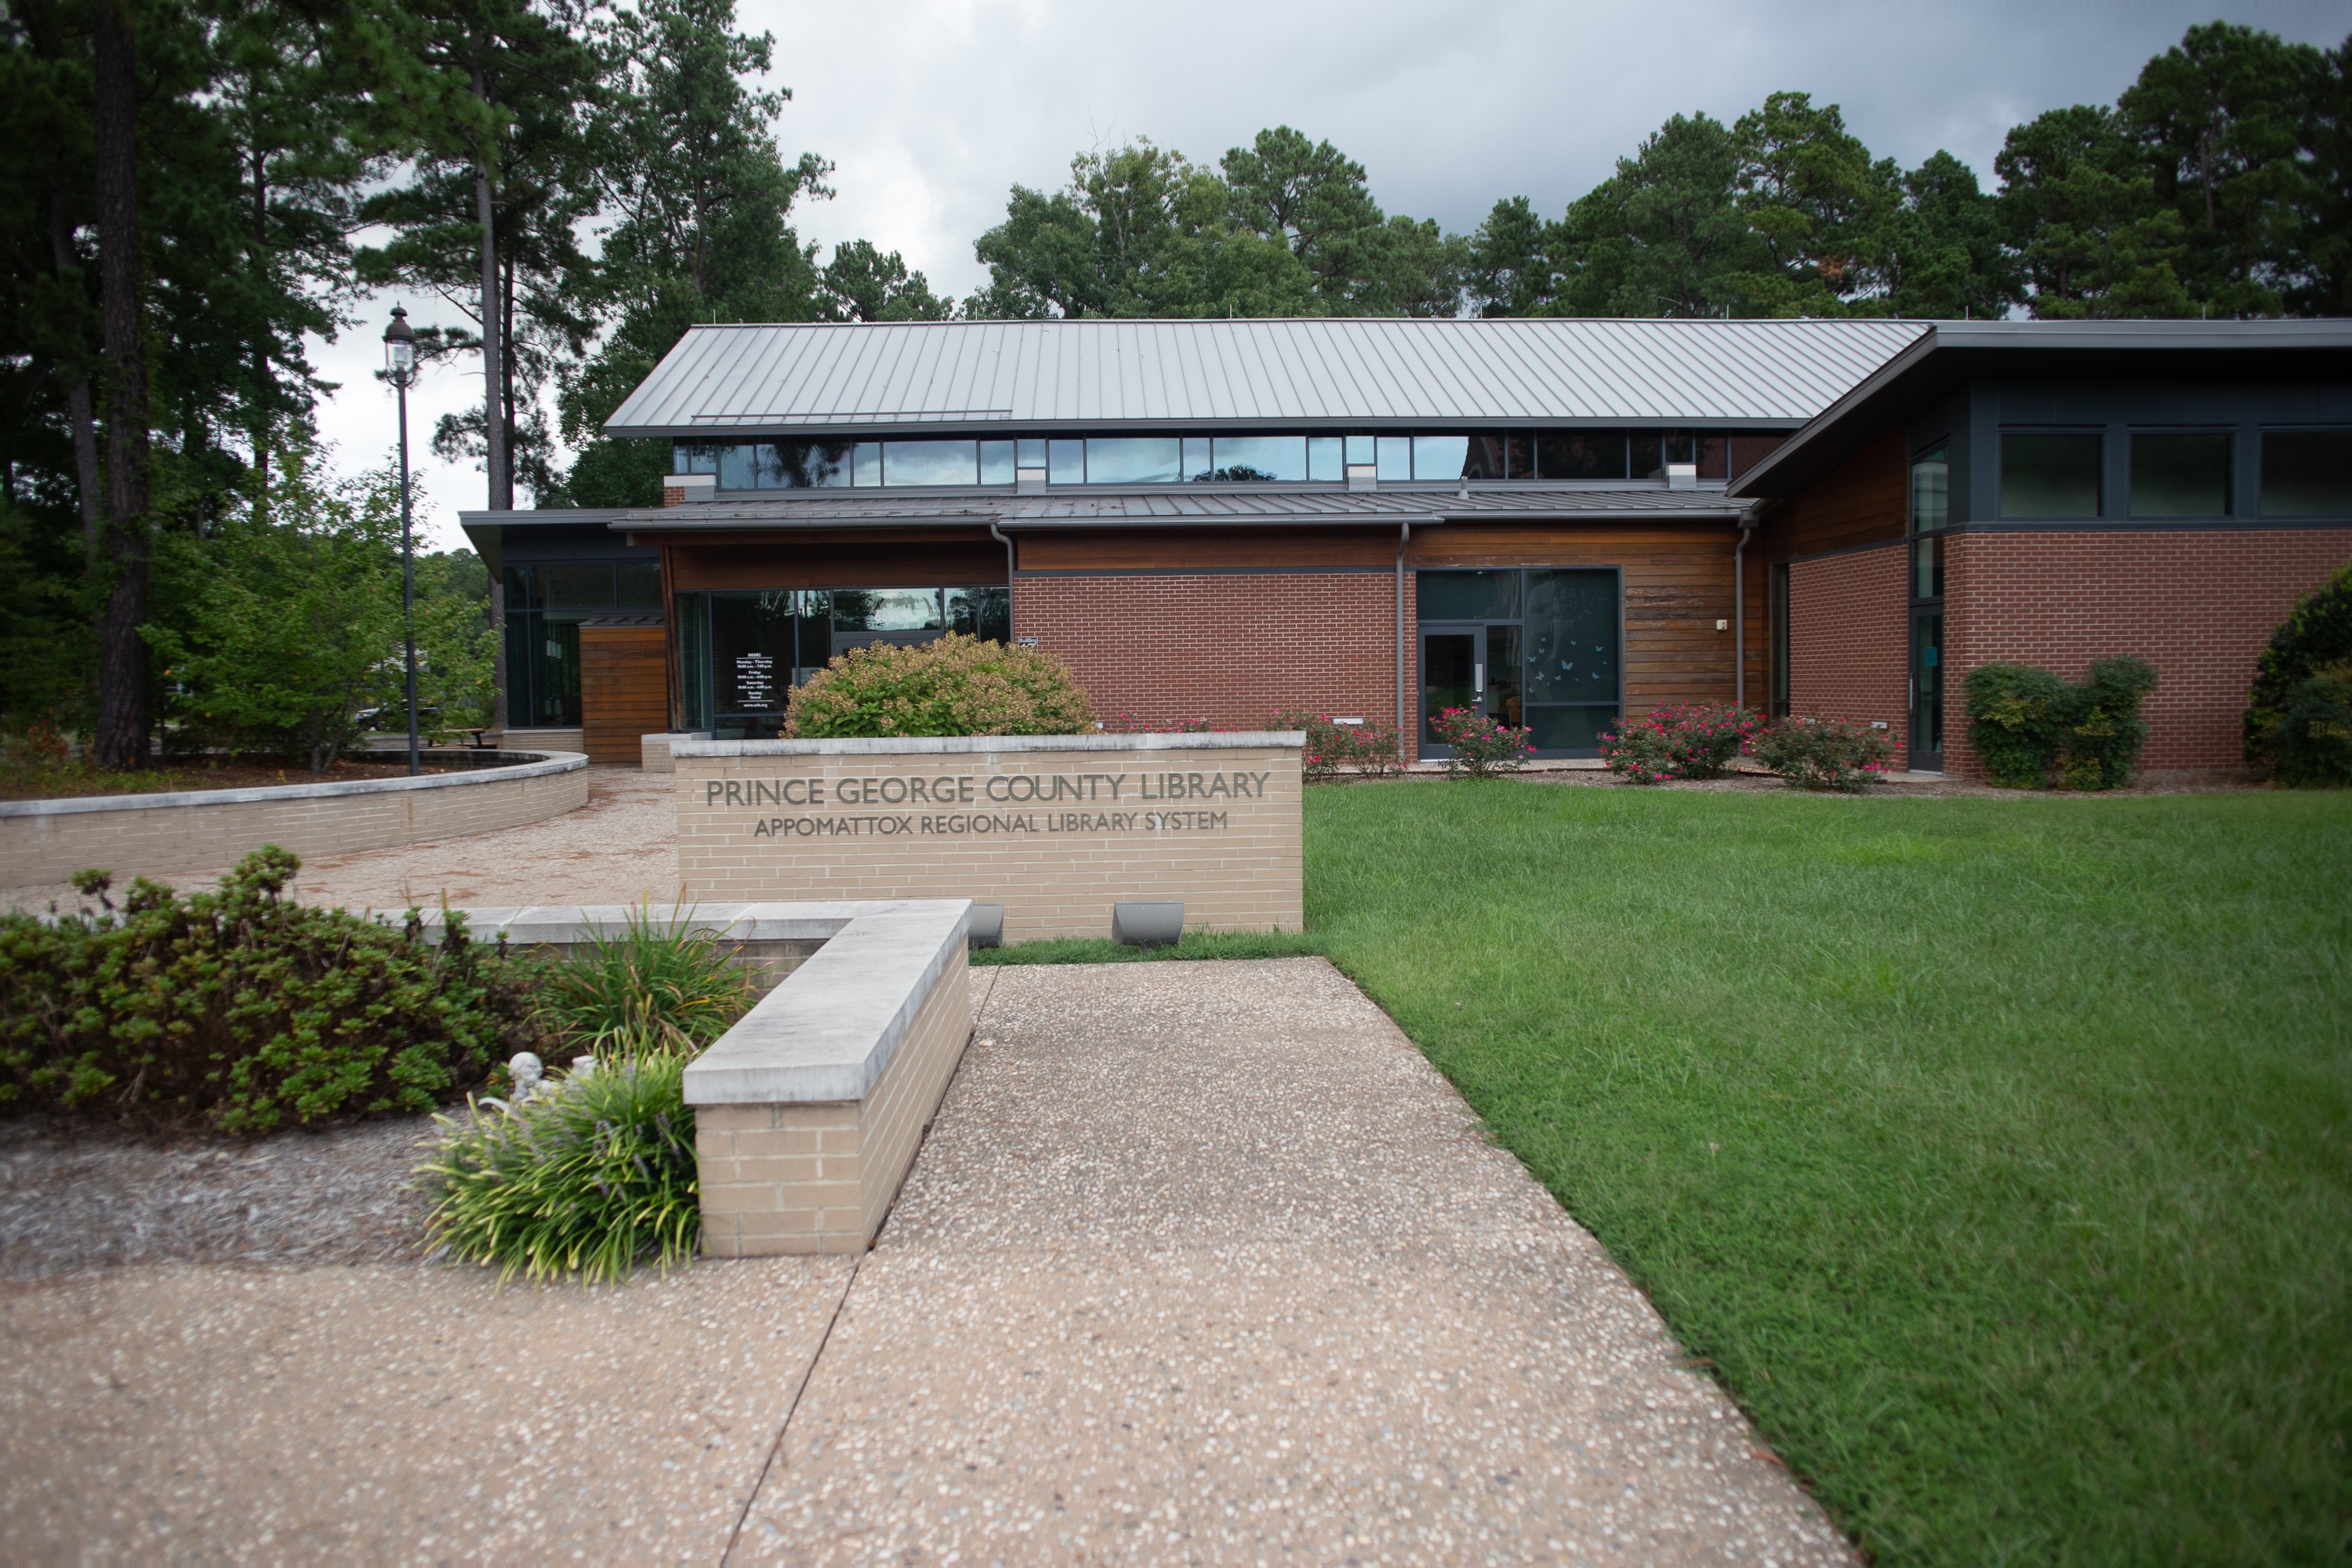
top-left (674, 735), bottom-right (1304, 942)
top-left (1, 754), bottom-right (588, 889)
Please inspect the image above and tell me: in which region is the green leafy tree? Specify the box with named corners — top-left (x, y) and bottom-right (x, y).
top-left (819, 238), bottom-right (950, 321)
top-left (1995, 103), bottom-right (2191, 318)
top-left (2288, 35), bottom-right (2352, 316)
top-left (1885, 151), bottom-right (2019, 318)
top-left (2119, 21), bottom-right (2326, 318)
top-left (1465, 194), bottom-right (1558, 317)
top-left (551, 0), bottom-right (829, 507)
top-left (356, 0), bottom-right (612, 509)
top-left (147, 461), bottom-right (412, 772)
top-left (1727, 91), bottom-right (1901, 314)
top-left (1551, 112), bottom-right (1753, 316)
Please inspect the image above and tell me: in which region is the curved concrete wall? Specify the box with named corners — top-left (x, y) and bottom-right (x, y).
top-left (0, 752), bottom-right (589, 889)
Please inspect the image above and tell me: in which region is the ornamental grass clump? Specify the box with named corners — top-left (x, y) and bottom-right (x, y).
top-left (0, 847), bottom-right (537, 1132)
top-left (785, 632), bottom-right (1094, 738)
top-left (1748, 717), bottom-right (1892, 792)
top-left (530, 903), bottom-right (757, 1058)
top-left (1428, 706), bottom-right (1534, 779)
top-left (1599, 702), bottom-right (1759, 784)
top-left (420, 1050), bottom-right (701, 1283)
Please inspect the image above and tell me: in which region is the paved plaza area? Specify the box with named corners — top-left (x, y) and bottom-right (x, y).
top-left (1, 783), bottom-right (1854, 1563)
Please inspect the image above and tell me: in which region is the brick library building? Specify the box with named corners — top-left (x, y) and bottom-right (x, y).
top-left (459, 317), bottom-right (2352, 778)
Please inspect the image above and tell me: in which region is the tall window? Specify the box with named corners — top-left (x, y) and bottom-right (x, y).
top-left (2000, 433), bottom-right (2102, 518)
top-left (2130, 433), bottom-right (2232, 517)
top-left (2260, 430), bottom-right (2351, 517)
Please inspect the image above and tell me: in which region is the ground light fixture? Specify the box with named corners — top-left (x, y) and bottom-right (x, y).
top-left (383, 305), bottom-right (420, 778)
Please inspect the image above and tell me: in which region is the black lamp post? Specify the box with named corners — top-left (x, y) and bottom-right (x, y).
top-left (383, 305), bottom-right (421, 778)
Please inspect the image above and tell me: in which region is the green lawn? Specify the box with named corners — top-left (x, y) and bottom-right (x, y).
top-left (979, 782), bottom-right (2352, 1565)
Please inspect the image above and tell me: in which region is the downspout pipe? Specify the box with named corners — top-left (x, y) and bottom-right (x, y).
top-left (1395, 520), bottom-right (1411, 763)
top-left (1733, 517), bottom-right (1757, 711)
top-left (990, 520), bottom-right (1016, 636)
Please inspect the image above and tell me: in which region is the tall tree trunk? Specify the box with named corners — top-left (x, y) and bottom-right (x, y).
top-left (92, 0), bottom-right (151, 768)
top-left (472, 67), bottom-right (509, 512)
top-left (250, 144), bottom-right (270, 519)
top-left (501, 245), bottom-right (518, 499)
top-left (48, 189), bottom-right (102, 561)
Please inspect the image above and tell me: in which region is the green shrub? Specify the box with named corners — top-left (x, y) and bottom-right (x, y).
top-left (2063, 655), bottom-right (2159, 789)
top-left (1599, 702), bottom-right (1760, 784)
top-left (532, 904), bottom-right (758, 1056)
top-left (2275, 660), bottom-right (2352, 786)
top-left (1965, 656), bottom-right (2158, 789)
top-left (785, 632), bottom-right (1094, 738)
top-left (1277, 710), bottom-right (1403, 782)
top-left (1428, 706), bottom-right (1534, 779)
top-left (0, 848), bottom-right (539, 1132)
top-left (1963, 662), bottom-right (2072, 787)
top-left (421, 1050), bottom-right (701, 1282)
top-left (1749, 717), bottom-right (1892, 792)
top-left (2246, 565), bottom-right (2352, 779)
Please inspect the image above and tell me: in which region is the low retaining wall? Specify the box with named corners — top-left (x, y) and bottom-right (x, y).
top-left (432, 900), bottom-right (974, 1258)
top-left (673, 733), bottom-right (1305, 942)
top-left (1, 752), bottom-right (588, 889)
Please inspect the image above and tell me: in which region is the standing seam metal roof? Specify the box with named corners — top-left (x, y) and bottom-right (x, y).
top-left (604, 318), bottom-right (1929, 434)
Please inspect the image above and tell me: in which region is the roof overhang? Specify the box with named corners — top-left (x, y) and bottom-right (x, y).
top-left (1730, 319), bottom-right (2352, 503)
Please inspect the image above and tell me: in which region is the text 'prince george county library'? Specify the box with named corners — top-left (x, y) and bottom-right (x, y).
top-left (461, 315), bottom-right (2352, 779)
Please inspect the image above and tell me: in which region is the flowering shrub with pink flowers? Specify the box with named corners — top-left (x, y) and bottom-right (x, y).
top-left (1277, 711), bottom-right (1404, 782)
top-left (1428, 706), bottom-right (1534, 779)
top-left (1748, 717), bottom-right (1893, 793)
top-left (1599, 702), bottom-right (1760, 784)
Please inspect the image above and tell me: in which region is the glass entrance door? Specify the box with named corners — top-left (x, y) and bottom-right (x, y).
top-left (1911, 611), bottom-right (1944, 772)
top-left (1421, 629), bottom-right (1479, 750)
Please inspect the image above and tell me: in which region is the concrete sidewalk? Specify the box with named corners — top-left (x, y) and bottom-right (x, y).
top-left (0, 959), bottom-right (1853, 1564)
top-left (731, 960), bottom-right (1852, 1565)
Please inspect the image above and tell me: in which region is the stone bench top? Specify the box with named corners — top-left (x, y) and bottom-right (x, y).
top-left (0, 751), bottom-right (586, 818)
top-left (425, 899), bottom-right (972, 1107)
top-left (674, 732), bottom-right (1305, 759)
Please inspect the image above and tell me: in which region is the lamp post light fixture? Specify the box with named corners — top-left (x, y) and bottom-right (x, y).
top-left (383, 304), bottom-right (420, 778)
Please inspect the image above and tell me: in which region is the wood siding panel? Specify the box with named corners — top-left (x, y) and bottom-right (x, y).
top-left (580, 626), bottom-right (670, 764)
top-left (1764, 428), bottom-right (1907, 561)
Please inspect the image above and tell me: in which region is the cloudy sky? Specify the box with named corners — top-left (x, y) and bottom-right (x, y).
top-left (307, 0), bottom-right (2348, 550)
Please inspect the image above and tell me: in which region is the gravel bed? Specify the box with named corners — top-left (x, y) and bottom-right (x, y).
top-left (0, 1115), bottom-right (441, 1280)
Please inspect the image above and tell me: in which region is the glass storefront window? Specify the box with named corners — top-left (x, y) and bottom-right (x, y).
top-left (1084, 437), bottom-right (1181, 484)
top-left (2130, 432), bottom-right (2232, 517)
top-left (1308, 436), bottom-right (1344, 481)
top-left (1418, 569), bottom-right (1519, 622)
top-left (677, 591), bottom-right (710, 730)
top-left (1911, 442), bottom-right (1949, 531)
top-left (542, 564), bottom-right (616, 613)
top-left (710, 591), bottom-right (797, 731)
top-left (1412, 435), bottom-right (1468, 480)
top-left (946, 586), bottom-right (1012, 641)
top-left (2001, 433), bottom-right (2102, 517)
top-left (884, 440), bottom-right (978, 486)
top-left (833, 588), bottom-right (944, 632)
top-left (1522, 569), bottom-right (1617, 706)
top-left (2262, 430), bottom-right (2352, 517)
top-left (1537, 432), bottom-right (1626, 480)
top-left (1208, 435), bottom-right (1307, 482)
top-left (616, 562), bottom-right (662, 608)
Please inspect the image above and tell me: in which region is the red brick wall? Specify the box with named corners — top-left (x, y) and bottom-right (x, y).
top-left (1014, 572), bottom-right (1412, 737)
top-left (1788, 543), bottom-right (1912, 758)
top-left (1943, 528), bottom-right (2352, 777)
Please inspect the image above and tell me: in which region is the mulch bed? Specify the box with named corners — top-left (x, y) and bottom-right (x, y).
top-left (0, 1116), bottom-right (441, 1280)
